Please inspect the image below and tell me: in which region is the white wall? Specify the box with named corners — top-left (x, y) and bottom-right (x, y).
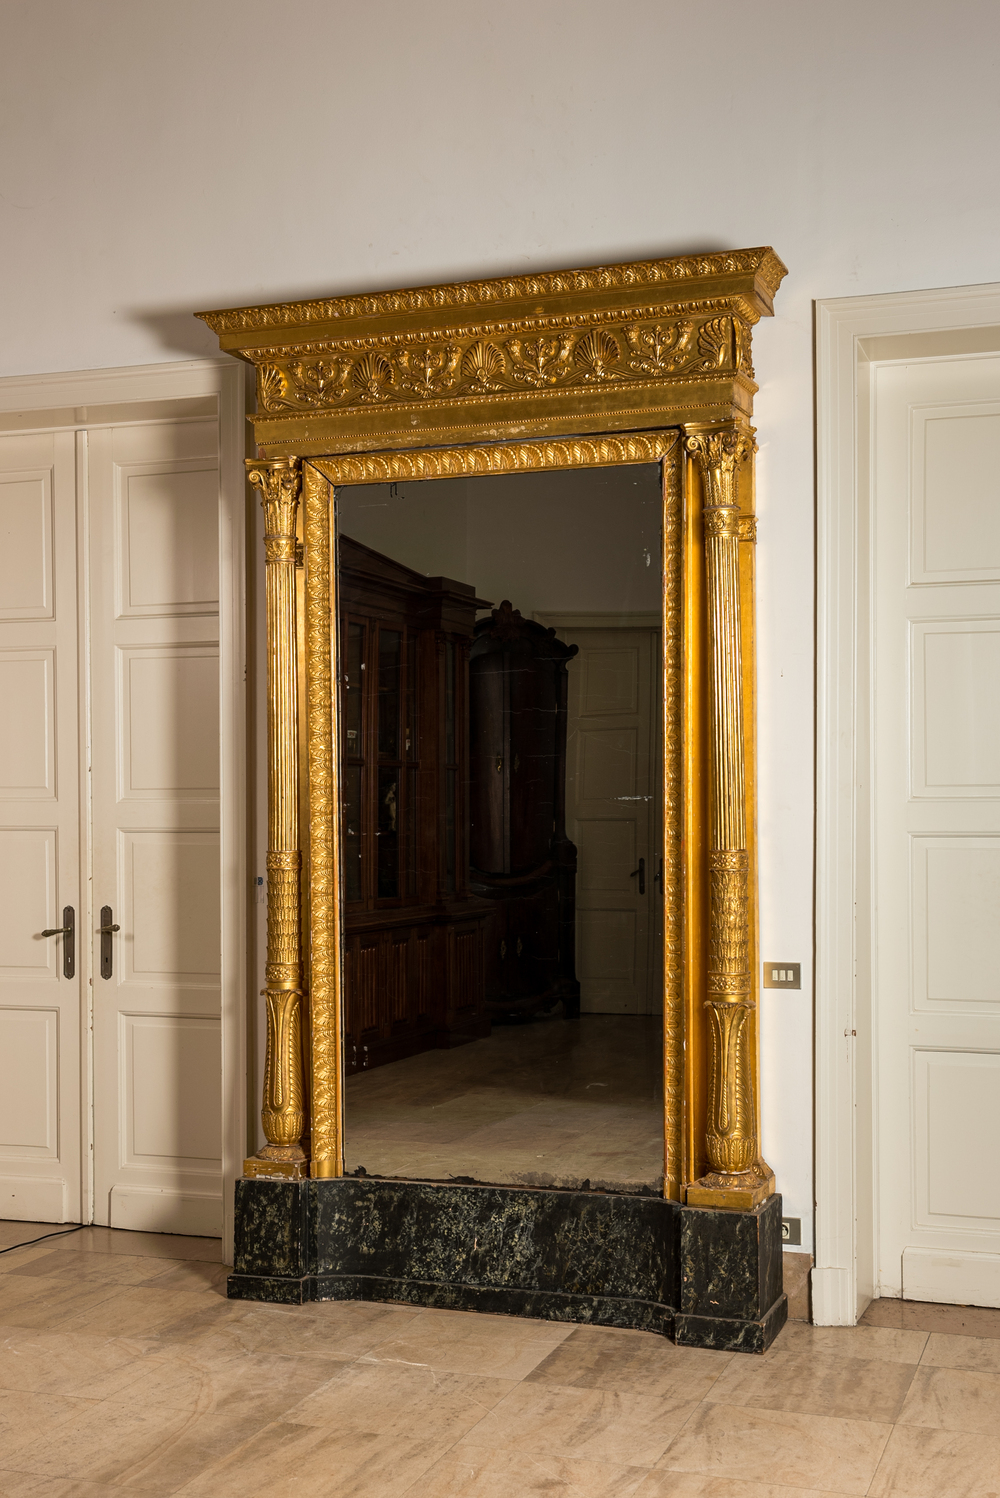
top-left (6, 0), bottom-right (1000, 1249)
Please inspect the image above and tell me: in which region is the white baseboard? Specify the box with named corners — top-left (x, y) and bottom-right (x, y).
top-left (0, 1175), bottom-right (68, 1223)
top-left (902, 1247), bottom-right (1000, 1309)
top-left (810, 1265), bottom-right (857, 1325)
top-left (109, 1186), bottom-right (222, 1238)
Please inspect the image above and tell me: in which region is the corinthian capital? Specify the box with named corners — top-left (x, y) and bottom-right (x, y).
top-left (247, 456), bottom-right (302, 562)
top-left (685, 426), bottom-right (756, 512)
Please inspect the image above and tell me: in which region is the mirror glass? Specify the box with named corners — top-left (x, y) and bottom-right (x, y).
top-left (336, 463), bottom-right (665, 1193)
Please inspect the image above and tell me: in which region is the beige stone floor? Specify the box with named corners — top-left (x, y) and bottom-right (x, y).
top-left (345, 1013), bottom-right (664, 1192)
top-left (2, 1221), bottom-right (1000, 1495)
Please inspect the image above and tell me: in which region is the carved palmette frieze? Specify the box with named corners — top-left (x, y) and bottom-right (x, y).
top-left (254, 312), bottom-right (749, 416)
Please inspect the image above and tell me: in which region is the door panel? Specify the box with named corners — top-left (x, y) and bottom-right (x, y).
top-left (562, 627), bottom-right (659, 1014)
top-left (0, 432), bottom-right (82, 1221)
top-left (875, 356), bottom-right (1000, 1306)
top-left (89, 421), bottom-right (222, 1235)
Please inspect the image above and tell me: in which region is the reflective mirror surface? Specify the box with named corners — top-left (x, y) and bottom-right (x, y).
top-left (337, 463), bottom-right (665, 1192)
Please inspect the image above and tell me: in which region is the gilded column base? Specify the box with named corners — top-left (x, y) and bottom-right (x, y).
top-left (686, 1161), bottom-right (775, 1211)
top-left (243, 1151), bottom-right (308, 1181)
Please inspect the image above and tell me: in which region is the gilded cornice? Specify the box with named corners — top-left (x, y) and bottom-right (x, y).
top-left (196, 247), bottom-right (787, 337)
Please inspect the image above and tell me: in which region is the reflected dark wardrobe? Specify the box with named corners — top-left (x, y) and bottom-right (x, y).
top-left (339, 537), bottom-right (492, 1073)
top-left (469, 602), bottom-right (581, 1020)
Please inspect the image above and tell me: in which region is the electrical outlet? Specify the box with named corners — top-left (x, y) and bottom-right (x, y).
top-left (781, 1217), bottom-right (801, 1245)
top-left (254, 875), bottom-right (265, 905)
top-left (764, 962), bottom-right (800, 989)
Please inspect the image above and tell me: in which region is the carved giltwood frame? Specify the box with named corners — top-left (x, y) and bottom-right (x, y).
top-left (199, 246), bottom-right (787, 1210)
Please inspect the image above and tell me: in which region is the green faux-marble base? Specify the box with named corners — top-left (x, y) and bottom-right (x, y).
top-left (228, 1177), bottom-right (786, 1353)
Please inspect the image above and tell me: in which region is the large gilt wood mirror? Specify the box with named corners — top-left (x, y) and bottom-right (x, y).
top-left (199, 246), bottom-right (788, 1346)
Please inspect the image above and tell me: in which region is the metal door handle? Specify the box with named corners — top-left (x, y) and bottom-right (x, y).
top-left (99, 906), bottom-right (119, 980)
top-left (630, 858), bottom-right (646, 895)
top-left (41, 906), bottom-right (75, 979)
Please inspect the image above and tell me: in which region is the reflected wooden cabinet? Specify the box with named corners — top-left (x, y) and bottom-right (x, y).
top-left (339, 537), bottom-right (492, 1074)
top-left (469, 602), bottom-right (580, 1019)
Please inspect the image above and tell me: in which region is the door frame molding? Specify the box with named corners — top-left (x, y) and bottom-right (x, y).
top-left (814, 282), bottom-right (1000, 1325)
top-left (0, 358), bottom-right (247, 1258)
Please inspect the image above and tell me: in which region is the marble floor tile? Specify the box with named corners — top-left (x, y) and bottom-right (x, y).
top-left (0, 1274), bottom-right (121, 1331)
top-left (456, 1379), bottom-right (698, 1468)
top-left (0, 1478), bottom-right (163, 1498)
top-left (6, 1249), bottom-right (217, 1290)
top-left (765, 1320), bottom-right (927, 1364)
top-left (921, 1329), bottom-right (1000, 1374)
top-left (1, 1400), bottom-right (271, 1496)
top-left (703, 1348), bottom-right (916, 1422)
top-left (46, 1228), bottom-right (222, 1264)
top-left (171, 1420), bottom-right (452, 1498)
top-left (403, 1447), bottom-right (651, 1497)
top-left (286, 1359), bottom-right (515, 1440)
top-left (363, 1305), bottom-right (575, 1379)
top-left (101, 1345), bottom-right (354, 1419)
top-left (633, 1476), bottom-right (856, 1498)
top-left (0, 1222), bottom-right (58, 1250)
top-left (0, 1387), bottom-right (97, 1447)
top-left (0, 1324), bottom-right (155, 1398)
top-left (861, 1296), bottom-right (1000, 1339)
top-left (172, 1297), bottom-right (425, 1360)
top-left (868, 1423), bottom-right (1000, 1497)
top-left (657, 1402), bottom-right (891, 1494)
top-left (526, 1324), bottom-right (732, 1400)
top-left (896, 1362), bottom-right (1000, 1434)
top-left (57, 1285), bottom-right (230, 1339)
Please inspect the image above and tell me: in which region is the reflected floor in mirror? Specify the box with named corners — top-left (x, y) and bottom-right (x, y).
top-left (344, 1013), bottom-right (664, 1193)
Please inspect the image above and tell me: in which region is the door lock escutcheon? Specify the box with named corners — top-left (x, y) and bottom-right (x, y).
top-left (99, 906), bottom-right (120, 980)
top-left (630, 857), bottom-right (646, 895)
top-left (41, 906), bottom-right (75, 980)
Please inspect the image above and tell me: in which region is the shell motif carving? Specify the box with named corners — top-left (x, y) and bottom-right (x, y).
top-left (353, 352), bottom-right (394, 402)
top-left (575, 329), bottom-right (621, 381)
top-left (461, 340), bottom-right (506, 390)
top-left (696, 316), bottom-right (732, 370)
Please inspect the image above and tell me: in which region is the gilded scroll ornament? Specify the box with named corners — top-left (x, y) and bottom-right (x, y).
top-left (302, 462), bottom-right (342, 1178)
top-left (245, 456), bottom-right (307, 1178)
top-left (661, 442), bottom-right (684, 1200)
top-left (312, 431), bottom-right (679, 487)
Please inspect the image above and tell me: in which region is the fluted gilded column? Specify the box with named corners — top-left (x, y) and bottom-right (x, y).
top-left (685, 426), bottom-right (774, 1210)
top-left (245, 456), bottom-right (307, 1179)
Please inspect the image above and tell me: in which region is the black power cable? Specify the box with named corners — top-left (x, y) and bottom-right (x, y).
top-left (0, 1224), bottom-right (86, 1257)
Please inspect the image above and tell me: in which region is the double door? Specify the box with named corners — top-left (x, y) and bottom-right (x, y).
top-left (0, 417), bottom-right (222, 1233)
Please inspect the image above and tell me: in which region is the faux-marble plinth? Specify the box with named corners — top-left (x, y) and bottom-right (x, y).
top-left (229, 1178), bottom-right (787, 1352)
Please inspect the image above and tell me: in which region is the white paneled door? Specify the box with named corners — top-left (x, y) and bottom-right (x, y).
top-left (0, 432), bottom-right (83, 1222)
top-left (562, 627), bottom-right (662, 1015)
top-left (875, 355), bottom-right (1000, 1305)
top-left (89, 423), bottom-right (222, 1235)
top-left (0, 413), bottom-right (222, 1234)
